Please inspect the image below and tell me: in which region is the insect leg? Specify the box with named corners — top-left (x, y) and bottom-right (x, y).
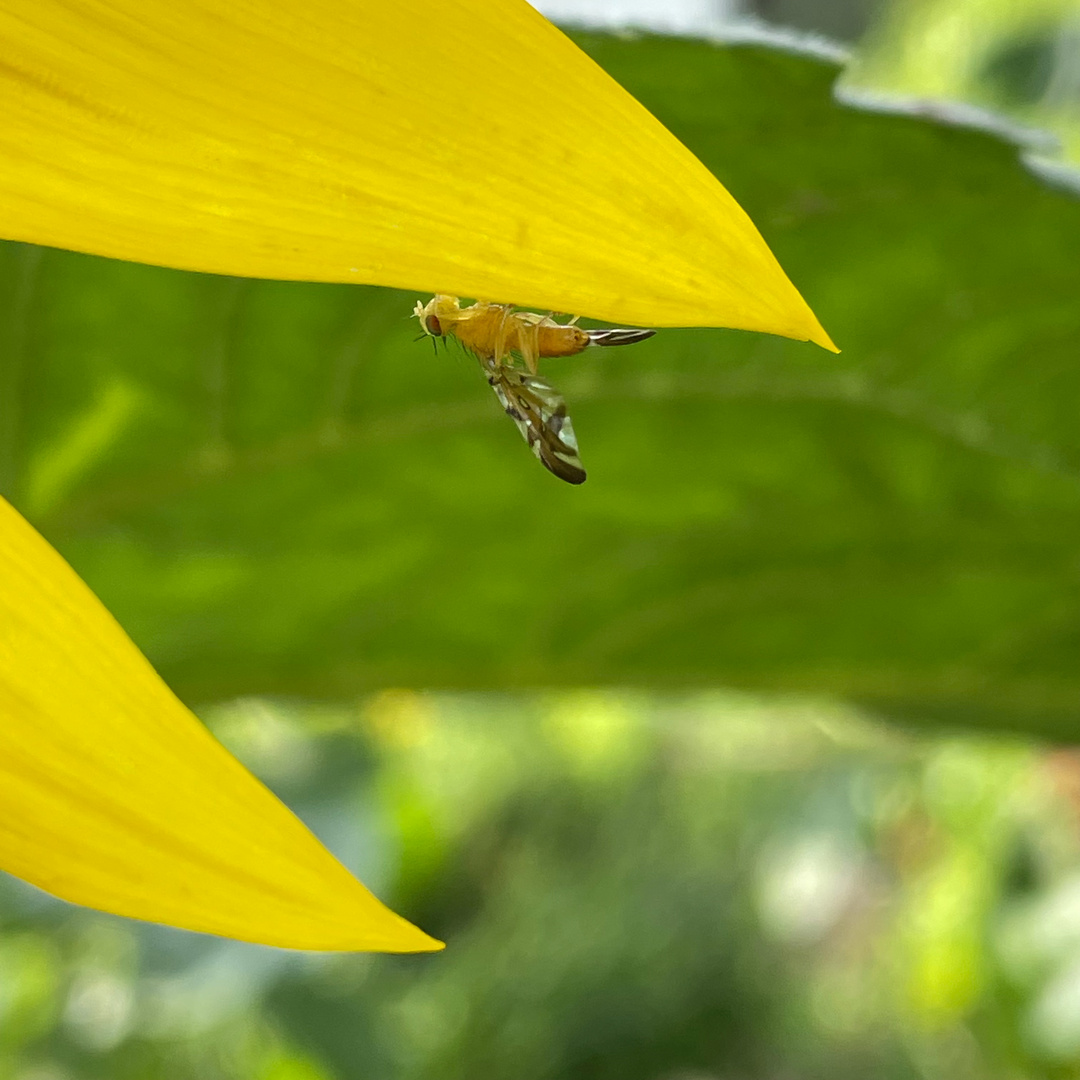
top-left (521, 316), bottom-right (541, 373)
top-left (493, 305), bottom-right (514, 364)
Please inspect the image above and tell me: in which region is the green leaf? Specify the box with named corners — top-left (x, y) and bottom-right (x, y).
top-left (3, 35), bottom-right (1078, 738)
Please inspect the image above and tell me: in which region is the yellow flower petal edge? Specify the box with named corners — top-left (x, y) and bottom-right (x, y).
top-left (0, 497), bottom-right (441, 952)
top-left (0, 0), bottom-right (835, 350)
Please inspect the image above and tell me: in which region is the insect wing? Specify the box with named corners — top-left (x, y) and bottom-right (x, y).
top-left (488, 368), bottom-right (586, 485)
top-left (585, 328), bottom-right (656, 348)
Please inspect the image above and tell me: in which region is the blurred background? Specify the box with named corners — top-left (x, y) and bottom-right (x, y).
top-left (3, 0), bottom-right (1080, 1078)
top-left (539, 0), bottom-right (1080, 168)
top-left (6, 693), bottom-right (1080, 1080)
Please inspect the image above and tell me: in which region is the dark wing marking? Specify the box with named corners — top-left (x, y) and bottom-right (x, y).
top-left (585, 328), bottom-right (655, 348)
top-left (487, 367), bottom-right (586, 485)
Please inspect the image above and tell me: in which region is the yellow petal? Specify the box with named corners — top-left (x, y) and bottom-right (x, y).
top-left (0, 497), bottom-right (441, 952)
top-left (0, 0), bottom-right (834, 349)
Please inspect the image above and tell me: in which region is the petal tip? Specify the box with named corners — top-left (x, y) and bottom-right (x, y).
top-left (812, 324), bottom-right (841, 353)
top-left (396, 926), bottom-right (446, 954)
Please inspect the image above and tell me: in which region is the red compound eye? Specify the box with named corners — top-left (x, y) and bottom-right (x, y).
top-left (427, 314), bottom-right (443, 336)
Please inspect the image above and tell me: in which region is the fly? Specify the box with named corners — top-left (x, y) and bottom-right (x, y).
top-left (414, 295), bottom-right (655, 484)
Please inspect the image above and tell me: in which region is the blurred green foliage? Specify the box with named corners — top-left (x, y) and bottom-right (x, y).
top-left (1, 36), bottom-right (1079, 736)
top-left (846, 0), bottom-right (1080, 162)
top-left (3, 692), bottom-right (1080, 1080)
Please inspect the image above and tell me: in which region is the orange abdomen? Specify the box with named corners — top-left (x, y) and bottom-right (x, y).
top-left (454, 311), bottom-right (589, 362)
top-left (534, 323), bottom-right (590, 358)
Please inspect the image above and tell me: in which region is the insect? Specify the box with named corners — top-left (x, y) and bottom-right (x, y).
top-left (414, 295), bottom-right (655, 484)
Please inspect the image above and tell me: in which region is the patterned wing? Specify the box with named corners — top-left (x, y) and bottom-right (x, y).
top-left (584, 328), bottom-right (656, 348)
top-left (486, 366), bottom-right (586, 485)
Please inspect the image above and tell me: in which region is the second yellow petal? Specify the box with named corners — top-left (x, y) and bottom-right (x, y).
top-left (0, 497), bottom-right (440, 952)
